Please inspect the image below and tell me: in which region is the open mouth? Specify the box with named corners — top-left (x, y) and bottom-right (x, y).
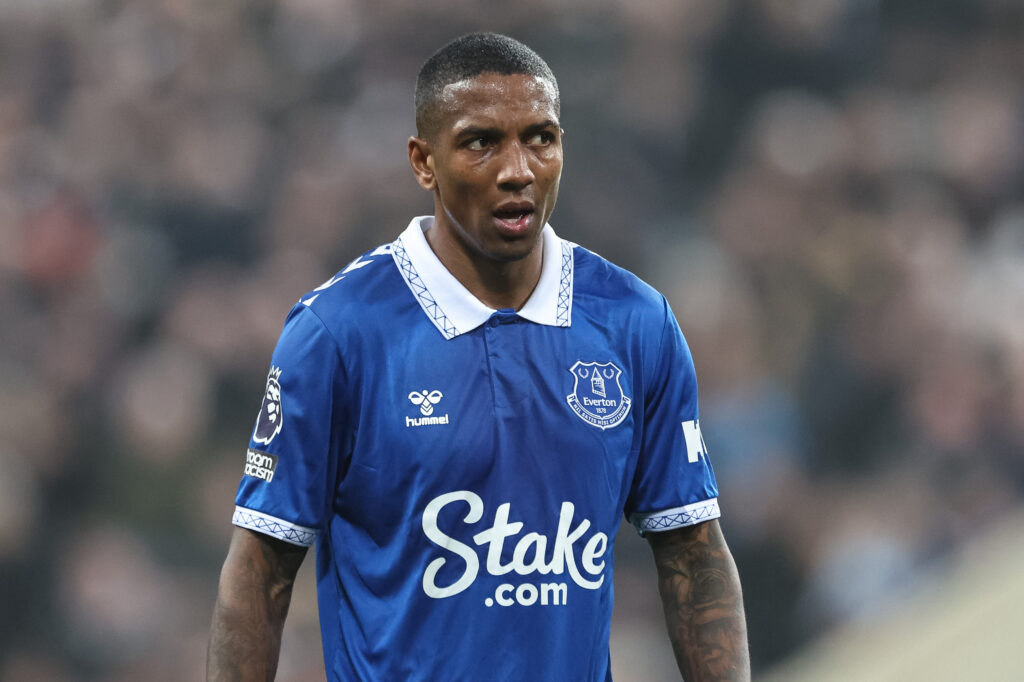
top-left (493, 205), bottom-right (535, 231)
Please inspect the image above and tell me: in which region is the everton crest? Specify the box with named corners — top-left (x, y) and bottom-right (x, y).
top-left (253, 366), bottom-right (284, 445)
top-left (566, 361), bottom-right (631, 430)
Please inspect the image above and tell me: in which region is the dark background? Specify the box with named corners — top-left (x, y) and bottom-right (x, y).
top-left (1, 0), bottom-right (1022, 679)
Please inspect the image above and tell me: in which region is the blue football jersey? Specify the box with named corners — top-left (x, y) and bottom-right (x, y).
top-left (234, 217), bottom-right (720, 681)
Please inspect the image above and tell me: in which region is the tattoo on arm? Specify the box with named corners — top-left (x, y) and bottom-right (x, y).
top-left (648, 519), bottom-right (750, 681)
top-left (207, 529), bottom-right (308, 682)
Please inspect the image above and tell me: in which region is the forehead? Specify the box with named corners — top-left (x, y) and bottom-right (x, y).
top-left (436, 73), bottom-right (559, 132)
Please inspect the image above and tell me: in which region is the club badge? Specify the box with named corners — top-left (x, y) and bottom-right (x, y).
top-left (253, 366), bottom-right (284, 445)
top-left (566, 361), bottom-right (631, 430)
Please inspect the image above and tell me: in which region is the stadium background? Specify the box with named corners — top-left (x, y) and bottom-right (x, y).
top-left (1, 0), bottom-right (1022, 679)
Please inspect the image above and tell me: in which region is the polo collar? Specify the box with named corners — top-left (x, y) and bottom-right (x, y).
top-left (391, 216), bottom-right (574, 339)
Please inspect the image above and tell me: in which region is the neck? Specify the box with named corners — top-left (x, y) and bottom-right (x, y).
top-left (424, 217), bottom-right (544, 311)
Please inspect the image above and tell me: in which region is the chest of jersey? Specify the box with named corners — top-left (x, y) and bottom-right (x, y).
top-left (336, 309), bottom-right (641, 542)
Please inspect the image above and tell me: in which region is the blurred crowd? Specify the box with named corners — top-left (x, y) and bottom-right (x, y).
top-left (1, 0), bottom-right (1022, 679)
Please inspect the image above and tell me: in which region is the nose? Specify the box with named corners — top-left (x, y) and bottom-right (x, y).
top-left (496, 141), bottom-right (534, 190)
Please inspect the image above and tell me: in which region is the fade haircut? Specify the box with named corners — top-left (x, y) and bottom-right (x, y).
top-left (415, 32), bottom-right (559, 139)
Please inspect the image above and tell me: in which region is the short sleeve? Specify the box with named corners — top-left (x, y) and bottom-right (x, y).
top-left (232, 305), bottom-right (347, 547)
top-left (625, 298), bottom-right (720, 535)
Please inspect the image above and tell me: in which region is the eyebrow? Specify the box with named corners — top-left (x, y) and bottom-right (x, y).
top-left (453, 125), bottom-right (503, 140)
top-left (453, 119), bottom-right (560, 140)
top-left (526, 119), bottom-right (560, 131)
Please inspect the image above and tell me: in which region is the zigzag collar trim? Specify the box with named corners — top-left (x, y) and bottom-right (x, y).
top-left (392, 216), bottom-right (574, 340)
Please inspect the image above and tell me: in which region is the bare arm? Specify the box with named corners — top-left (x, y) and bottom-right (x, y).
top-left (207, 527), bottom-right (308, 682)
top-left (648, 519), bottom-right (750, 681)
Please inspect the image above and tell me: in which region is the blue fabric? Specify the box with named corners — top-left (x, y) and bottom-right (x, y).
top-left (234, 236), bottom-right (718, 682)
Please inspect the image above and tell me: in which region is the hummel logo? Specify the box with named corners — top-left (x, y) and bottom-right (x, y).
top-left (406, 389), bottom-right (449, 428)
top-left (409, 390), bottom-right (443, 415)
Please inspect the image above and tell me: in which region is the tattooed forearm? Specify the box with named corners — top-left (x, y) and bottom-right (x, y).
top-left (207, 529), bottom-right (307, 682)
top-left (648, 519), bottom-right (750, 681)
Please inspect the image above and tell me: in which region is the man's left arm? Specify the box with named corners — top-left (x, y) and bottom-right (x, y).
top-left (647, 519), bottom-right (751, 681)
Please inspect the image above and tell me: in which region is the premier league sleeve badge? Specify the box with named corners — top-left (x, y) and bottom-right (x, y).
top-left (566, 361), bottom-right (631, 430)
top-left (253, 366), bottom-right (284, 445)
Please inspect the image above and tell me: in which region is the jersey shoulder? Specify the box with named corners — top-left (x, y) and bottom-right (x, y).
top-left (571, 243), bottom-right (670, 317)
top-left (288, 242), bottom-right (405, 332)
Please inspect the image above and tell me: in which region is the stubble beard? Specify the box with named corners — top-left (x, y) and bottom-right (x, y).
top-left (439, 199), bottom-right (544, 265)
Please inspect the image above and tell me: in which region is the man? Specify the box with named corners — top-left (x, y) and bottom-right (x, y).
top-left (208, 33), bottom-right (749, 681)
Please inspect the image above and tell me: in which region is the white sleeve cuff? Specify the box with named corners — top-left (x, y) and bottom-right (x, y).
top-left (629, 498), bottom-right (720, 535)
top-left (232, 506), bottom-right (319, 547)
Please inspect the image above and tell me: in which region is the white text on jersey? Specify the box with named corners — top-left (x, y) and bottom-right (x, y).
top-left (682, 419), bottom-right (708, 463)
top-left (421, 490), bottom-right (608, 607)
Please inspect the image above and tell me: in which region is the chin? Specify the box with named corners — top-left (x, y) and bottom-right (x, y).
top-left (488, 247), bottom-right (534, 264)
top-left (488, 232), bottom-right (544, 263)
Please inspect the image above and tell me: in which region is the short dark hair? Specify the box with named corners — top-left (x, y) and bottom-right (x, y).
top-left (415, 33), bottom-right (559, 138)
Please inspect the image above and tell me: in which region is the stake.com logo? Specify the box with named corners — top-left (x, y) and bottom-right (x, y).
top-left (421, 490), bottom-right (608, 607)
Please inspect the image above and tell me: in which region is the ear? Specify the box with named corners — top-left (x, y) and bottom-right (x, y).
top-left (408, 136), bottom-right (436, 191)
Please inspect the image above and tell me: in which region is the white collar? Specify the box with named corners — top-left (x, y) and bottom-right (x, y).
top-left (391, 216), bottom-right (574, 339)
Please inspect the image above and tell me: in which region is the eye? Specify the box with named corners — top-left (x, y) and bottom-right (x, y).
top-left (527, 131), bottom-right (555, 146)
top-left (466, 137), bottom-right (489, 151)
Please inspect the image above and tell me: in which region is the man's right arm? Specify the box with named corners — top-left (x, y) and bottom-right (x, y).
top-left (207, 527), bottom-right (308, 682)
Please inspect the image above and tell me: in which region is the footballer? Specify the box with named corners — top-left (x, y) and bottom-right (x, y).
top-left (208, 32), bottom-right (750, 681)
